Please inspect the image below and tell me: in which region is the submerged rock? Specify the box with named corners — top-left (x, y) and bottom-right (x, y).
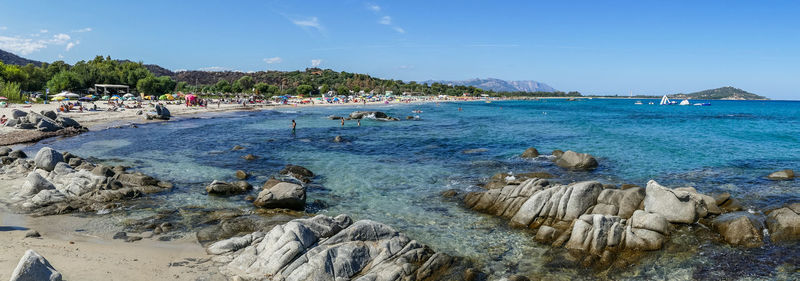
top-left (235, 170), bottom-right (248, 180)
top-left (9, 250), bottom-right (62, 281)
top-left (767, 169), bottom-right (794, 180)
top-left (349, 111), bottom-right (389, 119)
top-left (554, 150), bottom-right (598, 170)
top-left (280, 164), bottom-right (314, 182)
top-left (206, 180), bottom-right (251, 195)
top-left (211, 214), bottom-right (471, 281)
top-left (521, 147), bottom-right (540, 158)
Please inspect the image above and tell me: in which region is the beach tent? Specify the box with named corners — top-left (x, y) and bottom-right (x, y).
top-left (123, 93), bottom-right (135, 98)
top-left (110, 95), bottom-right (121, 100)
top-left (51, 96), bottom-right (66, 101)
top-left (0, 96), bottom-right (7, 100)
top-left (101, 95), bottom-right (110, 100)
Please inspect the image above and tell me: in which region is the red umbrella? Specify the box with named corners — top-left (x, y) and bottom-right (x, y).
top-left (0, 97), bottom-right (8, 100)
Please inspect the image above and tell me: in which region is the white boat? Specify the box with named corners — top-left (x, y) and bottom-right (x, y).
top-left (659, 95), bottom-right (672, 105)
top-left (634, 100), bottom-right (643, 105)
top-left (648, 102), bottom-right (655, 105)
top-left (679, 99), bottom-right (690, 106)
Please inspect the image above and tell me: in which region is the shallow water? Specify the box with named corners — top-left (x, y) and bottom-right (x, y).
top-left (24, 99), bottom-right (800, 279)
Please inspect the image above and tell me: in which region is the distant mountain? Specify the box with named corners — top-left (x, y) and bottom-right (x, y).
top-left (672, 86), bottom-right (767, 100)
top-left (0, 49), bottom-right (44, 66)
top-left (423, 78), bottom-right (556, 93)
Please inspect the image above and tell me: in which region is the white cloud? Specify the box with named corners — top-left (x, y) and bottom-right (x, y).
top-left (291, 17), bottom-right (322, 31)
top-left (58, 54), bottom-right (64, 58)
top-left (0, 26), bottom-right (7, 30)
top-left (0, 36), bottom-right (47, 55)
top-left (39, 29), bottom-right (48, 33)
top-left (199, 66), bottom-right (229, 71)
top-left (50, 33), bottom-right (71, 44)
top-left (367, 3), bottom-right (381, 12)
top-left (311, 59), bottom-right (322, 67)
top-left (263, 57), bottom-right (282, 64)
top-left (72, 27), bottom-right (92, 33)
top-left (65, 40), bottom-right (80, 51)
top-left (393, 27), bottom-right (405, 34)
top-left (379, 16), bottom-right (392, 25)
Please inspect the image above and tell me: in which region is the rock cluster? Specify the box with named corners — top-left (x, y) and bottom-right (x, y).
top-left (145, 104), bottom-right (171, 120)
top-left (767, 169), bottom-right (794, 180)
top-left (2, 147), bottom-right (172, 216)
top-left (208, 214), bottom-right (471, 281)
top-left (2, 110), bottom-right (85, 133)
top-left (464, 177), bottom-right (796, 264)
top-left (349, 111), bottom-right (399, 121)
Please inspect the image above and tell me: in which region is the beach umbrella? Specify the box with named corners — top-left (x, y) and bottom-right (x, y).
top-left (101, 95), bottom-right (110, 100)
top-left (110, 96), bottom-right (121, 100)
top-left (65, 93), bottom-right (80, 98)
top-left (158, 94), bottom-right (168, 100)
top-left (123, 93), bottom-right (135, 98)
top-left (0, 96), bottom-right (7, 100)
top-left (79, 97), bottom-right (93, 101)
top-left (51, 96), bottom-right (66, 101)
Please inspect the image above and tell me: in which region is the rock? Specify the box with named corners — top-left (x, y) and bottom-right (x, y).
top-left (206, 180), bottom-right (250, 195)
top-left (25, 231), bottom-right (41, 238)
top-left (36, 118), bottom-right (63, 132)
top-left (241, 154), bottom-right (257, 161)
top-left (327, 115), bottom-right (344, 120)
top-left (91, 165), bottom-right (115, 177)
top-left (554, 150), bottom-right (598, 170)
top-left (18, 171), bottom-right (56, 197)
top-left (235, 181), bottom-right (253, 191)
top-left (34, 147), bottom-right (64, 172)
top-left (9, 250), bottom-right (62, 281)
top-left (535, 225), bottom-right (558, 243)
top-left (624, 225), bottom-right (665, 251)
top-left (125, 236), bottom-right (143, 242)
top-left (0, 146), bottom-right (11, 156)
top-left (643, 180), bottom-right (699, 224)
top-left (349, 111), bottom-right (389, 119)
top-left (552, 149), bottom-right (564, 158)
top-left (766, 203), bottom-right (800, 243)
top-left (712, 212), bottom-right (765, 247)
top-left (113, 232), bottom-right (128, 239)
top-left (42, 110), bottom-right (57, 120)
top-left (55, 117), bottom-right (80, 128)
top-left (1, 156), bottom-right (14, 165)
top-left (207, 232), bottom-right (265, 255)
top-left (333, 135), bottom-right (344, 143)
top-left (253, 182), bottom-right (306, 210)
top-left (767, 169), bottom-right (794, 180)
top-left (117, 173), bottom-right (158, 186)
top-left (232, 145), bottom-right (245, 151)
top-left (521, 147), bottom-right (540, 158)
top-left (262, 178), bottom-right (281, 190)
top-left (11, 109), bottom-right (27, 119)
top-left (67, 158), bottom-right (83, 167)
top-left (630, 210), bottom-right (670, 235)
top-left (441, 189), bottom-right (458, 198)
top-left (280, 164), bottom-right (314, 182)
top-left (9, 150), bottom-right (27, 159)
top-left (235, 170), bottom-right (248, 180)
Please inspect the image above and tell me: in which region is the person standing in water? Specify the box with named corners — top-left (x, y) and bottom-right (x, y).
top-left (292, 120), bottom-right (296, 131)
top-left (357, 119), bottom-right (361, 127)
top-left (341, 118), bottom-right (345, 127)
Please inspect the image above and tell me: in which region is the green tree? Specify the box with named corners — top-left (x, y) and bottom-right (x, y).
top-left (320, 84), bottom-right (330, 94)
top-left (254, 82), bottom-right (269, 95)
top-left (215, 79), bottom-right (232, 93)
top-left (46, 71), bottom-right (82, 92)
top-left (236, 76), bottom-right (254, 92)
top-left (0, 81), bottom-right (23, 102)
top-left (157, 76), bottom-right (176, 93)
top-left (296, 84), bottom-right (313, 96)
top-left (267, 85), bottom-right (279, 96)
top-left (136, 75), bottom-right (160, 95)
top-left (336, 85), bottom-right (349, 95)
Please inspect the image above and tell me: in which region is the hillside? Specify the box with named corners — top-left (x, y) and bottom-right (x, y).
top-left (423, 78), bottom-right (556, 92)
top-left (0, 49), bottom-right (44, 66)
top-left (672, 87), bottom-right (767, 100)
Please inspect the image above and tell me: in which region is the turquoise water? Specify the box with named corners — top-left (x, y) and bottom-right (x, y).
top-left (24, 99), bottom-right (800, 279)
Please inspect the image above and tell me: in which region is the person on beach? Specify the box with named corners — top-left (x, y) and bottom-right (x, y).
top-left (0, 115), bottom-right (7, 125)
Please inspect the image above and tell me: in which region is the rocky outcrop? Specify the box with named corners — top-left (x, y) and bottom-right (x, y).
top-left (280, 164), bottom-right (314, 183)
top-left (767, 169), bottom-right (794, 180)
top-left (765, 203), bottom-right (800, 243)
top-left (2, 147), bottom-right (172, 216)
top-left (253, 182), bottom-right (306, 210)
top-left (9, 249), bottom-right (62, 281)
top-left (554, 150), bottom-right (598, 170)
top-left (209, 214), bottom-right (470, 281)
top-left (349, 111), bottom-right (399, 121)
top-left (146, 104), bottom-right (171, 120)
top-left (2, 110), bottom-right (86, 133)
top-left (463, 177), bottom-right (760, 264)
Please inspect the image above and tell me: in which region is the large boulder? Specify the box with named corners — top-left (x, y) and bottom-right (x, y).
top-left (520, 147), bottom-right (540, 158)
top-left (41, 110), bottom-right (57, 120)
top-left (280, 164), bottom-right (314, 182)
top-left (253, 182), bottom-right (306, 210)
top-left (767, 169), bottom-right (794, 180)
top-left (11, 109), bottom-right (28, 119)
top-left (765, 203), bottom-right (800, 243)
top-left (9, 150), bottom-right (27, 159)
top-left (18, 171), bottom-right (56, 198)
top-left (34, 147), bottom-right (65, 172)
top-left (712, 212), bottom-right (765, 247)
top-left (55, 117), bottom-right (80, 128)
top-left (643, 180), bottom-right (701, 224)
top-left (554, 150), bottom-right (598, 170)
top-left (206, 180), bottom-right (251, 195)
top-left (0, 146), bottom-right (12, 156)
top-left (9, 250), bottom-right (62, 281)
top-left (36, 118), bottom-right (63, 132)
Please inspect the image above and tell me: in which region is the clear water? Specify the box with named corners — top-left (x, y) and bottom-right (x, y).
top-left (24, 99), bottom-right (800, 279)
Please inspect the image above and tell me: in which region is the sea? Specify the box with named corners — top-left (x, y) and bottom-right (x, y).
top-left (22, 99), bottom-right (800, 280)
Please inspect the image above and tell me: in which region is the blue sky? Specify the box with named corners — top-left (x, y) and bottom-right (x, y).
top-left (1, 0), bottom-right (799, 99)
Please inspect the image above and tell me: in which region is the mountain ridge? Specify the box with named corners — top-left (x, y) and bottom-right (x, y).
top-left (423, 78), bottom-right (557, 93)
top-left (672, 86), bottom-right (767, 100)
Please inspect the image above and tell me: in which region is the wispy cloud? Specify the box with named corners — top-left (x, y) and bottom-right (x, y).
top-left (65, 40), bottom-right (80, 51)
top-left (367, 3), bottom-right (381, 12)
top-left (0, 26), bottom-right (7, 31)
top-left (379, 16), bottom-right (392, 25)
top-left (39, 29), bottom-right (48, 33)
top-left (72, 27), bottom-right (92, 33)
top-left (199, 66), bottom-right (229, 72)
top-left (263, 57), bottom-right (282, 64)
top-left (0, 33), bottom-right (72, 55)
top-left (393, 27), bottom-right (405, 34)
top-left (291, 17), bottom-right (322, 31)
top-left (398, 65), bottom-right (414, 69)
top-left (311, 59), bottom-right (322, 67)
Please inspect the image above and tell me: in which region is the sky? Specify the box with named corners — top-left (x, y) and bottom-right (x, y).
top-left (1, 0), bottom-right (799, 99)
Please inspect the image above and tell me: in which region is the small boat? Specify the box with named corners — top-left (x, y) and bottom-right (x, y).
top-left (648, 102), bottom-right (655, 105)
top-left (634, 100), bottom-right (643, 105)
top-left (485, 100), bottom-right (492, 103)
top-left (412, 110), bottom-right (423, 113)
top-left (679, 99), bottom-right (690, 106)
top-left (694, 103), bottom-right (711, 106)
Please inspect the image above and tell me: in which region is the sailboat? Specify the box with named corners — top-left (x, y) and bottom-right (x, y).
top-left (679, 99), bottom-right (690, 105)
